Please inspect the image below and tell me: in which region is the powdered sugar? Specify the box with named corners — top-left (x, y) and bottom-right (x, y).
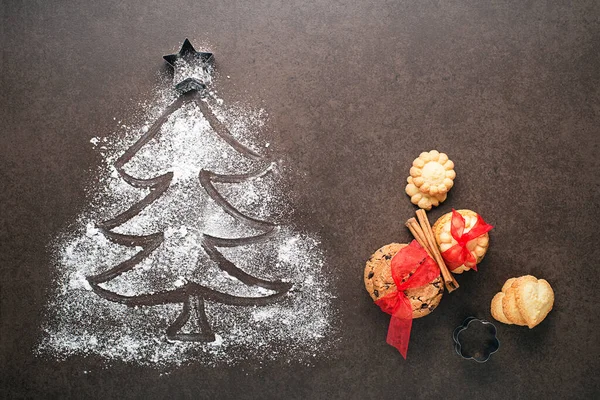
top-left (38, 69), bottom-right (334, 367)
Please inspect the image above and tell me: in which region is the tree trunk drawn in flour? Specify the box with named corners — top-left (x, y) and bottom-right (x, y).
top-left (86, 39), bottom-right (292, 342)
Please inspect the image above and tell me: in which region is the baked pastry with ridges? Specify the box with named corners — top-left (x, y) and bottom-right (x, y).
top-left (432, 209), bottom-right (490, 274)
top-left (405, 150), bottom-right (455, 210)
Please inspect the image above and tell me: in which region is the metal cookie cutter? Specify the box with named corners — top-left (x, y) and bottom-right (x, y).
top-left (453, 317), bottom-right (500, 363)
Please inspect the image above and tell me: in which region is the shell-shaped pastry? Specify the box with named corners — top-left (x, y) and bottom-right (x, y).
top-left (409, 150), bottom-right (456, 198)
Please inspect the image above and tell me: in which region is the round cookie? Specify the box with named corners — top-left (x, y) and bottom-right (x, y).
top-left (409, 150), bottom-right (455, 196)
top-left (432, 209), bottom-right (490, 274)
top-left (405, 150), bottom-right (455, 210)
top-left (364, 243), bottom-right (444, 319)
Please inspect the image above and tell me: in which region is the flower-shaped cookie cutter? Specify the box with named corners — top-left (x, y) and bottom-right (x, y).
top-left (453, 317), bottom-right (500, 363)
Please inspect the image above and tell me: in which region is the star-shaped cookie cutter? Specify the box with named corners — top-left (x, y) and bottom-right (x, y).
top-left (163, 38), bottom-right (214, 93)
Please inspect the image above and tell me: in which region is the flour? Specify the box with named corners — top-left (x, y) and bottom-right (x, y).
top-left (173, 58), bottom-right (213, 89)
top-left (38, 70), bottom-right (334, 367)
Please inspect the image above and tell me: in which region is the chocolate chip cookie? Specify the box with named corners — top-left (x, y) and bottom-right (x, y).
top-left (364, 243), bottom-right (443, 319)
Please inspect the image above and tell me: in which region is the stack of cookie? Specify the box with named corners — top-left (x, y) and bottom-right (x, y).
top-left (364, 243), bottom-right (444, 319)
top-left (491, 276), bottom-right (554, 328)
top-left (432, 209), bottom-right (493, 274)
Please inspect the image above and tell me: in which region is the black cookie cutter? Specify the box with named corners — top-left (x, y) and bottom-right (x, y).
top-left (163, 38), bottom-right (215, 93)
top-left (453, 317), bottom-right (500, 363)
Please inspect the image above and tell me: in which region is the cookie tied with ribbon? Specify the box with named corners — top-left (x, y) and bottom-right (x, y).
top-left (433, 209), bottom-right (493, 274)
top-left (364, 240), bottom-right (442, 358)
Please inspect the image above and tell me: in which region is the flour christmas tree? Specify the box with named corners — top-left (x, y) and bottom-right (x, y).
top-left (86, 39), bottom-right (292, 342)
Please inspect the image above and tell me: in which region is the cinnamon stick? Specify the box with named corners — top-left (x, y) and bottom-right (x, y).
top-left (405, 218), bottom-right (435, 260)
top-left (406, 217), bottom-right (457, 292)
top-left (415, 209), bottom-right (459, 292)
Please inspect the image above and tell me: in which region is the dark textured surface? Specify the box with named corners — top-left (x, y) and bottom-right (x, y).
top-left (1, 1), bottom-right (599, 398)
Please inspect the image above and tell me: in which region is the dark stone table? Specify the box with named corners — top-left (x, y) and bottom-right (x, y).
top-left (2, 1), bottom-right (599, 398)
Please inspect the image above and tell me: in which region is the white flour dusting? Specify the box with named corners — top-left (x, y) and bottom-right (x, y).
top-left (38, 70), bottom-right (334, 367)
top-left (173, 58), bottom-right (213, 89)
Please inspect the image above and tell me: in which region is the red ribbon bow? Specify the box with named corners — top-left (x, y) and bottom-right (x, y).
top-left (374, 240), bottom-right (440, 359)
top-left (441, 209), bottom-right (493, 271)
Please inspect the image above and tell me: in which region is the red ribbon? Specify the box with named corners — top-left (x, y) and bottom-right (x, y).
top-left (374, 240), bottom-right (440, 359)
top-left (441, 209), bottom-right (493, 271)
